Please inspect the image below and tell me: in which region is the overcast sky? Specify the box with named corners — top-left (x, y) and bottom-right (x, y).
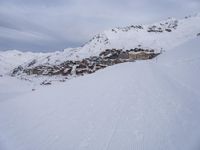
top-left (0, 0), bottom-right (199, 52)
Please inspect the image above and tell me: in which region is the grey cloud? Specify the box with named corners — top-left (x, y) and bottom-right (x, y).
top-left (0, 0), bottom-right (199, 52)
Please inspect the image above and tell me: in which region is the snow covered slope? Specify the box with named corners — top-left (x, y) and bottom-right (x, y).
top-left (0, 37), bottom-right (200, 150)
top-left (81, 15), bottom-right (199, 55)
top-left (0, 50), bottom-right (38, 74)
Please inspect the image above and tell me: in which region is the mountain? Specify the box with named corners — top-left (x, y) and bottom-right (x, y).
top-left (1, 14), bottom-right (200, 82)
top-left (0, 36), bottom-right (200, 150)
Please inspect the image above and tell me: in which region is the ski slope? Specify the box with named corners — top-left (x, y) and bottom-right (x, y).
top-left (0, 38), bottom-right (200, 150)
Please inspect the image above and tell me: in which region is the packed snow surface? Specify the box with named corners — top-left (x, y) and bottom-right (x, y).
top-left (0, 38), bottom-right (200, 150)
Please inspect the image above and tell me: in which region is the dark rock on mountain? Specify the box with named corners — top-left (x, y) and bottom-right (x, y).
top-left (12, 66), bottom-right (23, 76)
top-left (148, 19), bottom-right (178, 33)
top-left (165, 29), bottom-right (172, 32)
top-left (12, 48), bottom-right (160, 78)
top-left (40, 80), bottom-right (52, 85)
top-left (27, 59), bottom-right (37, 67)
top-left (116, 25), bottom-right (144, 32)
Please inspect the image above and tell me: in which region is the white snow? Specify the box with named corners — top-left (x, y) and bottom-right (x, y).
top-left (0, 76), bottom-right (34, 101)
top-left (0, 37), bottom-right (200, 150)
top-left (0, 50), bottom-right (38, 74)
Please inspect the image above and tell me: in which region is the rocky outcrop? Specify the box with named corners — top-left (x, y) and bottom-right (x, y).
top-left (115, 25), bottom-right (144, 32)
top-left (40, 80), bottom-right (52, 85)
top-left (147, 19), bottom-right (178, 33)
top-left (12, 48), bottom-right (160, 77)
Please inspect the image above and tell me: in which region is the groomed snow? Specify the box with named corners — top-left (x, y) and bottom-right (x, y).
top-left (0, 38), bottom-right (200, 150)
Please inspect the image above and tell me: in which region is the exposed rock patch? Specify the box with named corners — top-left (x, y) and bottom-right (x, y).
top-left (147, 19), bottom-right (178, 33)
top-left (12, 48), bottom-right (160, 78)
top-left (115, 25), bottom-right (144, 32)
top-left (40, 80), bottom-right (52, 85)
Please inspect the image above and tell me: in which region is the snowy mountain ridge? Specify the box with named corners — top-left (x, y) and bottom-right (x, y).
top-left (0, 14), bottom-right (200, 77)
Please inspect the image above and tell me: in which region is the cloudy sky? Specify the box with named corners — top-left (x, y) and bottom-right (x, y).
top-left (0, 0), bottom-right (199, 52)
